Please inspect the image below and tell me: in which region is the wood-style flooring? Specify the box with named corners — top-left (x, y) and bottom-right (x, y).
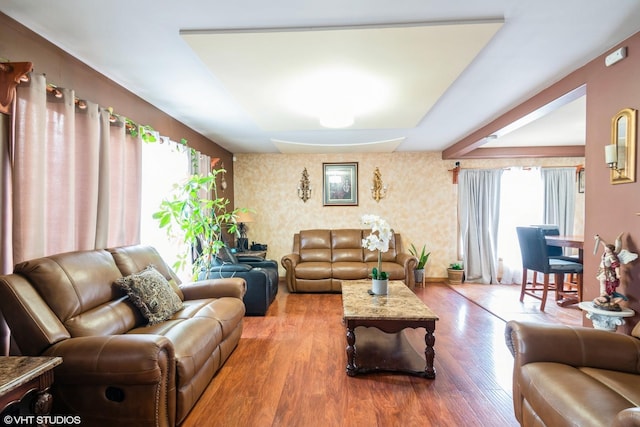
top-left (181, 281), bottom-right (585, 427)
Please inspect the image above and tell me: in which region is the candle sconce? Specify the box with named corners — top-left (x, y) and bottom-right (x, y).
top-left (371, 167), bottom-right (388, 202)
top-left (298, 168), bottom-right (311, 202)
top-left (605, 108), bottom-right (637, 184)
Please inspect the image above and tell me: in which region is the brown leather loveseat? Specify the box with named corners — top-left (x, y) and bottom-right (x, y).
top-left (505, 320), bottom-right (640, 427)
top-left (0, 245), bottom-right (246, 427)
top-left (281, 229), bottom-right (417, 292)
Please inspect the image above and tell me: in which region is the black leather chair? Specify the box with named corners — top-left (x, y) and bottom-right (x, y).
top-left (516, 226), bottom-right (583, 311)
top-left (530, 224), bottom-right (580, 262)
top-left (201, 245), bottom-right (278, 315)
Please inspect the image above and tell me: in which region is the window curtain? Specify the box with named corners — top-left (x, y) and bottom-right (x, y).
top-left (458, 169), bottom-right (503, 284)
top-left (10, 73), bottom-right (141, 264)
top-left (541, 168), bottom-right (576, 239)
top-left (1, 113), bottom-right (11, 274)
top-left (497, 167), bottom-right (543, 284)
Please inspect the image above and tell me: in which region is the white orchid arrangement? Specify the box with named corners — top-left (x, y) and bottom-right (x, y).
top-left (361, 214), bottom-right (393, 280)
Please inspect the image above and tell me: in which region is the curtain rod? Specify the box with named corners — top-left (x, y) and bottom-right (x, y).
top-left (448, 164), bottom-right (584, 184)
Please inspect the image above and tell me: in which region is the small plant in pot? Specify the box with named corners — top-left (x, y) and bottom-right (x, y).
top-left (409, 243), bottom-right (430, 286)
top-left (447, 262), bottom-right (464, 285)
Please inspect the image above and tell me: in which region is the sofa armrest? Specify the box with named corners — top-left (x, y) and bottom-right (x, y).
top-left (613, 407), bottom-right (640, 427)
top-left (180, 277), bottom-right (246, 300)
top-left (395, 252), bottom-right (418, 288)
top-left (281, 254), bottom-right (300, 292)
top-left (505, 320), bottom-right (640, 373)
top-left (43, 334), bottom-right (176, 426)
top-left (395, 252), bottom-right (416, 268)
top-left (43, 335), bottom-right (174, 385)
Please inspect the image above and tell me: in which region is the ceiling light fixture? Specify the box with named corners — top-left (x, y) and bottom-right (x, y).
top-left (283, 66), bottom-right (390, 129)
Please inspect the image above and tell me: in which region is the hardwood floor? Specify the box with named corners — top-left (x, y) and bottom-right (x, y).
top-left (181, 282), bottom-right (584, 427)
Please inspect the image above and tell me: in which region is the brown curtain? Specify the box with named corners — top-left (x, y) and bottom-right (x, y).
top-left (11, 73), bottom-right (141, 263)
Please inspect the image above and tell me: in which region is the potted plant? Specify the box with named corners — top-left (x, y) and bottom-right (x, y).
top-left (447, 262), bottom-right (464, 285)
top-left (361, 214), bottom-right (393, 295)
top-left (409, 243), bottom-right (430, 286)
top-left (153, 168), bottom-right (250, 280)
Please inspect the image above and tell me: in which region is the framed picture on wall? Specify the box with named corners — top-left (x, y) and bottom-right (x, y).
top-left (323, 162), bottom-right (358, 206)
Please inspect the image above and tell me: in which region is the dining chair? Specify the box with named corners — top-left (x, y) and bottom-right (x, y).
top-left (516, 226), bottom-right (583, 311)
top-left (530, 224), bottom-right (582, 300)
top-left (530, 224), bottom-right (580, 262)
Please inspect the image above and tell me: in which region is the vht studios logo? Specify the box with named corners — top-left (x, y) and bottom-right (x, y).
top-left (3, 415), bottom-right (82, 425)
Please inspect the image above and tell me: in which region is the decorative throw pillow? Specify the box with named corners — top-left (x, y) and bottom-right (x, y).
top-left (116, 265), bottom-right (183, 325)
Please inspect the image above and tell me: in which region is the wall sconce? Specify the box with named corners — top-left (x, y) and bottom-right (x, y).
top-left (606, 108), bottom-right (637, 184)
top-left (604, 144), bottom-right (622, 176)
top-left (298, 168), bottom-right (311, 202)
top-left (371, 167), bottom-right (388, 202)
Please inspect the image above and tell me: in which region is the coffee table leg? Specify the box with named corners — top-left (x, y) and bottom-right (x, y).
top-left (346, 326), bottom-right (356, 376)
top-left (424, 322), bottom-right (436, 379)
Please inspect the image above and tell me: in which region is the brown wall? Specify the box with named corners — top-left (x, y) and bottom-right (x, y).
top-left (584, 32), bottom-right (640, 332)
top-left (451, 30), bottom-right (640, 330)
top-left (0, 12), bottom-right (235, 199)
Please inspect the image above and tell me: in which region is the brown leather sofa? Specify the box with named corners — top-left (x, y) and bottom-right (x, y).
top-left (0, 245), bottom-right (246, 427)
top-left (505, 320), bottom-right (640, 427)
top-left (281, 229), bottom-right (417, 292)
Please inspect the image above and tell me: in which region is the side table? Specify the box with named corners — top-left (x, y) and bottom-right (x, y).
top-left (237, 250), bottom-right (267, 259)
top-left (578, 301), bottom-right (635, 331)
top-left (0, 356), bottom-right (62, 418)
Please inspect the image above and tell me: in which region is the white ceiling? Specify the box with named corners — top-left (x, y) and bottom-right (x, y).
top-left (2, 1), bottom-right (640, 154)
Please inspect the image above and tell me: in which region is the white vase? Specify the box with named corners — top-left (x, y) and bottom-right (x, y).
top-left (372, 278), bottom-right (388, 295)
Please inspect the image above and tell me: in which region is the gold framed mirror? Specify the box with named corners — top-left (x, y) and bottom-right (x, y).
top-left (610, 108), bottom-right (637, 184)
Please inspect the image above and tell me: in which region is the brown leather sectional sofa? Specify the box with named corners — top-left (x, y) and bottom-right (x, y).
top-left (0, 245), bottom-right (246, 427)
top-left (281, 229), bottom-right (417, 292)
top-left (505, 320), bottom-right (640, 427)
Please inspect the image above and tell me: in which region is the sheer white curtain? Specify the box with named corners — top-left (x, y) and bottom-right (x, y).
top-left (140, 139), bottom-right (191, 279)
top-left (11, 73), bottom-right (141, 263)
top-left (542, 168), bottom-right (576, 239)
top-left (458, 169), bottom-right (503, 284)
top-left (497, 167), bottom-right (542, 284)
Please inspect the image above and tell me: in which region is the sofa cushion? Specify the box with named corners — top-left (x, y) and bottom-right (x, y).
top-left (116, 265), bottom-right (184, 325)
top-left (295, 262), bottom-right (332, 280)
top-left (299, 230), bottom-right (331, 262)
top-left (331, 230), bottom-right (364, 262)
top-left (15, 249), bottom-right (125, 323)
top-left (521, 362), bottom-right (638, 427)
top-left (109, 245), bottom-right (184, 300)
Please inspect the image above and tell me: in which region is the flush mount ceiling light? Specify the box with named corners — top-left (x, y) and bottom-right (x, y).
top-left (181, 20), bottom-right (502, 132)
top-left (282, 66), bottom-right (391, 128)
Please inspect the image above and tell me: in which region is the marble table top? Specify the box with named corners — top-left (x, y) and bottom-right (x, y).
top-left (0, 356), bottom-right (62, 396)
top-left (342, 280), bottom-right (439, 321)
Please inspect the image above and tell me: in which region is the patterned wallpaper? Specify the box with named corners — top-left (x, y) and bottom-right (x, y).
top-left (234, 152), bottom-right (584, 279)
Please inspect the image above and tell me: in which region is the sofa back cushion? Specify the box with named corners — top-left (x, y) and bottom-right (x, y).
top-left (331, 229), bottom-right (364, 262)
top-left (0, 274), bottom-right (71, 355)
top-left (299, 230), bottom-right (332, 262)
top-left (14, 249), bottom-right (139, 337)
top-left (109, 245), bottom-right (184, 300)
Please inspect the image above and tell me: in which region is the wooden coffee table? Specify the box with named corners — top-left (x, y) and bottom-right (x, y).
top-left (341, 280), bottom-right (439, 378)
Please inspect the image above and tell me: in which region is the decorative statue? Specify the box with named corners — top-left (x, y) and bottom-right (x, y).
top-left (593, 233), bottom-right (638, 311)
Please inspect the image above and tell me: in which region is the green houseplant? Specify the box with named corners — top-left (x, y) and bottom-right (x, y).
top-left (153, 168), bottom-right (249, 280)
top-left (447, 262), bottom-right (464, 285)
top-left (409, 243), bottom-right (430, 285)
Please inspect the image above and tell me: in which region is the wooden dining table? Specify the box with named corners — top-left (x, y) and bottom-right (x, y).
top-left (545, 235), bottom-right (584, 263)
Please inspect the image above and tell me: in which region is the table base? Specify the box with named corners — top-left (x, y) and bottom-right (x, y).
top-left (345, 322), bottom-right (436, 379)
